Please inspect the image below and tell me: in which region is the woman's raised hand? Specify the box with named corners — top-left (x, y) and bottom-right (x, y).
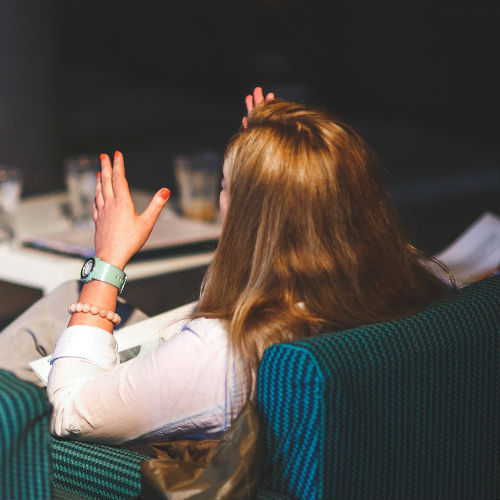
top-left (92, 151), bottom-right (170, 270)
top-left (242, 87), bottom-right (275, 128)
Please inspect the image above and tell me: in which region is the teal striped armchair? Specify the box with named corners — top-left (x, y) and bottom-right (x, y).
top-left (1, 276), bottom-right (498, 500)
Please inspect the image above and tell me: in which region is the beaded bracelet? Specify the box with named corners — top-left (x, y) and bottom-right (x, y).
top-left (68, 303), bottom-right (121, 325)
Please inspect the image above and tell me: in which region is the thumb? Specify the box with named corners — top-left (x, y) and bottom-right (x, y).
top-left (141, 188), bottom-right (170, 227)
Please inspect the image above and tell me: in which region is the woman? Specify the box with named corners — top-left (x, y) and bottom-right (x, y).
top-left (45, 88), bottom-right (446, 444)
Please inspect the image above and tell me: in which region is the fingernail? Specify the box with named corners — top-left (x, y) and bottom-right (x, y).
top-left (114, 150), bottom-right (121, 158)
top-left (159, 188), bottom-right (170, 200)
top-left (100, 154), bottom-right (106, 161)
top-left (97, 171), bottom-right (101, 179)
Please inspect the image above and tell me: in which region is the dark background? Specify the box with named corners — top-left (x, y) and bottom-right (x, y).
top-left (0, 0), bottom-right (498, 254)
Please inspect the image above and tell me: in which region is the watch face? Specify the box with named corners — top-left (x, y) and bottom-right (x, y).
top-left (81, 258), bottom-right (95, 279)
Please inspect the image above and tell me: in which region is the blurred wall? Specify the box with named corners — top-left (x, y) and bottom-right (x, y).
top-left (0, 0), bottom-right (498, 240)
top-left (0, 0), bottom-right (63, 195)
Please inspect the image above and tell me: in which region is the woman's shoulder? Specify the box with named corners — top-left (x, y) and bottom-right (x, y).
top-left (181, 316), bottom-right (228, 342)
top-left (153, 316), bottom-right (229, 362)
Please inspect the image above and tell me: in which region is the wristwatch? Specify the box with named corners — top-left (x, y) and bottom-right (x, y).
top-left (80, 257), bottom-right (127, 294)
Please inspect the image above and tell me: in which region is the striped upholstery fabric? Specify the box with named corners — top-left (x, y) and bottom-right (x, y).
top-left (0, 369), bottom-right (148, 500)
top-left (0, 370), bottom-right (52, 500)
top-left (256, 276), bottom-right (500, 500)
top-left (50, 438), bottom-right (147, 500)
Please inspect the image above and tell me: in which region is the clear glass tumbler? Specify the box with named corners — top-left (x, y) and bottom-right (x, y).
top-left (0, 165), bottom-right (23, 242)
top-left (174, 151), bottom-right (221, 221)
top-left (64, 155), bottom-right (99, 225)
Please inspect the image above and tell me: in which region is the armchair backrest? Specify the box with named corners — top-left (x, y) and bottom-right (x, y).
top-left (256, 276), bottom-right (499, 500)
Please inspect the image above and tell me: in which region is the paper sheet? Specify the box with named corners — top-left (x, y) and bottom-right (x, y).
top-left (434, 212), bottom-right (500, 286)
top-left (23, 208), bottom-right (221, 258)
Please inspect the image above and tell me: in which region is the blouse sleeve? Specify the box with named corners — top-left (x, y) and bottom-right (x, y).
top-left (47, 319), bottom-right (231, 444)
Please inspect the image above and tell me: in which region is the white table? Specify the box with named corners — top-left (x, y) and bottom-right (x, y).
top-left (0, 192), bottom-right (217, 293)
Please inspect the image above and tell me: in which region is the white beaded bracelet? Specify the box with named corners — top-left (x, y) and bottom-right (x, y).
top-left (68, 302), bottom-right (121, 325)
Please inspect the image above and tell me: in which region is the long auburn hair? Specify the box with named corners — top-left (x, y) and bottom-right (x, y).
top-left (194, 100), bottom-right (447, 397)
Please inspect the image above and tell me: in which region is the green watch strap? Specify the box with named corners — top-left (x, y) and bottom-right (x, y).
top-left (80, 257), bottom-right (127, 294)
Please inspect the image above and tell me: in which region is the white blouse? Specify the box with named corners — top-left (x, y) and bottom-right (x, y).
top-left (47, 317), bottom-right (247, 445)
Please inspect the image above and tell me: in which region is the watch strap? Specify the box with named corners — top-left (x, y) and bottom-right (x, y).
top-left (81, 257), bottom-right (127, 294)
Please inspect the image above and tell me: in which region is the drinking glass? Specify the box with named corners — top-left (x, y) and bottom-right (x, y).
top-left (174, 151), bottom-right (221, 221)
top-left (0, 165), bottom-right (23, 242)
top-left (64, 155), bottom-right (99, 225)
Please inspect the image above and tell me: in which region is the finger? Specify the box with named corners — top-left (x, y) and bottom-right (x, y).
top-left (95, 171), bottom-right (104, 209)
top-left (265, 92), bottom-right (275, 101)
top-left (112, 150), bottom-right (132, 201)
top-left (245, 94), bottom-right (254, 115)
top-left (253, 87), bottom-right (264, 106)
top-left (242, 116), bottom-right (248, 129)
top-left (99, 154), bottom-right (114, 200)
top-left (92, 201), bottom-right (98, 223)
top-left (140, 188), bottom-right (170, 229)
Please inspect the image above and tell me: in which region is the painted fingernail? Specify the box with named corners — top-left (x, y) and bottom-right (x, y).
top-left (97, 171), bottom-right (101, 179)
top-left (159, 188), bottom-right (170, 200)
top-left (114, 150), bottom-right (121, 158)
top-left (100, 154), bottom-right (106, 161)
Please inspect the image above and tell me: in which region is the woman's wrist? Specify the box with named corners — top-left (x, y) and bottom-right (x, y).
top-left (68, 280), bottom-right (119, 333)
top-left (95, 252), bottom-right (128, 271)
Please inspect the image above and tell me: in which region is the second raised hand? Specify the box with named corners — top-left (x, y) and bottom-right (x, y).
top-left (93, 151), bottom-right (170, 270)
top-left (242, 87), bottom-right (275, 128)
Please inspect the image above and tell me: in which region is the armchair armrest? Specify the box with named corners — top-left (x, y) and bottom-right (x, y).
top-left (0, 369), bottom-right (52, 500)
